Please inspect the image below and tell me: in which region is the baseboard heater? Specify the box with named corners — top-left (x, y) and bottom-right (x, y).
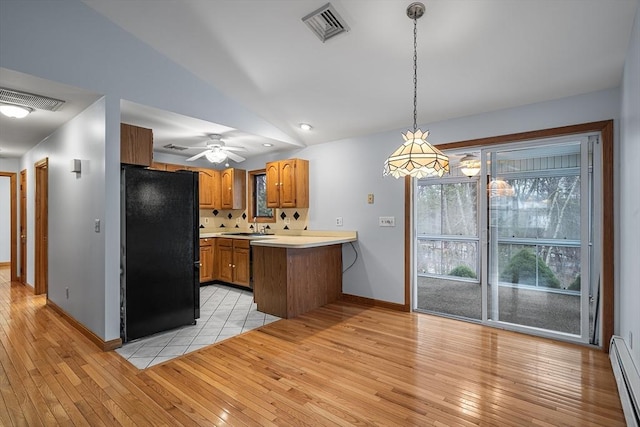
top-left (610, 336), bottom-right (639, 426)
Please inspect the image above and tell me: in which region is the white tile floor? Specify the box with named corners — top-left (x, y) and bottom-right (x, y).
top-left (115, 284), bottom-right (280, 369)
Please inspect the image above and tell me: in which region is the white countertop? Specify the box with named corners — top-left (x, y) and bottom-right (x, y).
top-left (199, 230), bottom-right (357, 248)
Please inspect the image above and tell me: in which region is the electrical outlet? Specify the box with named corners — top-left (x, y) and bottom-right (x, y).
top-left (204, 218), bottom-right (209, 224)
top-left (284, 218), bottom-right (291, 225)
top-left (379, 216), bottom-right (395, 227)
top-left (367, 193), bottom-right (374, 204)
top-left (336, 217), bottom-right (343, 226)
top-left (94, 219), bottom-right (100, 233)
top-left (236, 218), bottom-right (240, 224)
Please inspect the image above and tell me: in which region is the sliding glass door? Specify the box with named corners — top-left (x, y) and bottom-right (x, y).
top-left (415, 134), bottom-right (600, 344)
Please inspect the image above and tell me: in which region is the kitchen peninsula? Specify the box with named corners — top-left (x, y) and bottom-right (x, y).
top-left (200, 230), bottom-right (357, 318)
top-left (251, 231), bottom-right (357, 319)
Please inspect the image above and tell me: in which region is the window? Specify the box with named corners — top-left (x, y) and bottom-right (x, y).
top-left (248, 169), bottom-right (274, 222)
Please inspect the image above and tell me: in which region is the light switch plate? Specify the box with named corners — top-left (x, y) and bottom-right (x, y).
top-left (379, 216), bottom-right (395, 227)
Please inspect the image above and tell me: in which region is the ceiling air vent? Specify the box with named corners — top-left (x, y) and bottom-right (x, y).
top-left (163, 144), bottom-right (188, 151)
top-left (302, 3), bottom-right (350, 42)
top-left (0, 87), bottom-right (65, 111)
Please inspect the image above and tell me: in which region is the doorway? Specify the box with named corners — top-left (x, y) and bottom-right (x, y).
top-left (0, 173), bottom-right (17, 281)
top-left (415, 131), bottom-right (604, 345)
top-left (35, 158), bottom-right (48, 295)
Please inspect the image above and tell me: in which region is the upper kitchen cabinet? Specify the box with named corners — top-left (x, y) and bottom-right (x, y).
top-left (266, 159), bottom-right (309, 208)
top-left (221, 168), bottom-right (246, 210)
top-left (198, 168), bottom-right (221, 209)
top-left (121, 123), bottom-right (153, 166)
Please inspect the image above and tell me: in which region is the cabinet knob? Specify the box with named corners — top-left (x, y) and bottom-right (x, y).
top-left (199, 263), bottom-right (202, 267)
top-left (232, 264), bottom-right (236, 268)
top-left (228, 263), bottom-right (232, 267)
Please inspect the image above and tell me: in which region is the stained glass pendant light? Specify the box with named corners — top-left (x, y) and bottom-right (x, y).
top-left (383, 2), bottom-right (449, 179)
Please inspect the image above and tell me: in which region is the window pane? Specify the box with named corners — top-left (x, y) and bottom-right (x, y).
top-left (416, 184), bottom-right (441, 234)
top-left (417, 181), bottom-right (477, 236)
top-left (496, 244), bottom-right (580, 290)
top-left (417, 239), bottom-right (478, 278)
top-left (254, 174), bottom-right (272, 218)
top-left (493, 176), bottom-right (581, 240)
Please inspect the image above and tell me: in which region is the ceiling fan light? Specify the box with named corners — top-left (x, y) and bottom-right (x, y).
top-left (205, 150), bottom-right (227, 163)
top-left (0, 103), bottom-right (32, 119)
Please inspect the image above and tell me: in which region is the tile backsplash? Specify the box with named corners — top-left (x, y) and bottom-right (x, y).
top-left (199, 208), bottom-right (308, 232)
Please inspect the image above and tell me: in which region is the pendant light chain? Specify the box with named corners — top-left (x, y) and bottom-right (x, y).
top-left (413, 15), bottom-right (418, 133)
top-left (383, 2), bottom-right (450, 179)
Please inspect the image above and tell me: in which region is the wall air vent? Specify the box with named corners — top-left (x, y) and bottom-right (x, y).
top-left (0, 88), bottom-right (65, 111)
top-left (163, 144), bottom-right (189, 151)
top-left (302, 3), bottom-right (350, 42)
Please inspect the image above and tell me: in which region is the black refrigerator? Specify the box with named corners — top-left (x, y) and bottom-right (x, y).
top-left (121, 166), bottom-right (200, 342)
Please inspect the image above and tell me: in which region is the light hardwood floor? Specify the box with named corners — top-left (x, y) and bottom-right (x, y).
top-left (0, 268), bottom-right (624, 426)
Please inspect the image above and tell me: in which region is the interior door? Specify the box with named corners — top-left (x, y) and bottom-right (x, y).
top-left (19, 169), bottom-right (26, 285)
top-left (35, 158), bottom-right (48, 295)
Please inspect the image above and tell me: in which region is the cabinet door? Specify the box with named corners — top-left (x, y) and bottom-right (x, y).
top-left (278, 160), bottom-right (297, 208)
top-left (217, 240), bottom-right (234, 283)
top-left (121, 123), bottom-right (153, 166)
top-left (165, 163), bottom-right (186, 172)
top-left (199, 239), bottom-right (213, 283)
top-left (265, 161), bottom-right (280, 208)
top-left (221, 169), bottom-right (233, 209)
top-left (233, 248), bottom-right (250, 287)
top-left (149, 162), bottom-right (167, 171)
top-left (198, 169), bottom-right (215, 208)
top-left (221, 168), bottom-right (246, 209)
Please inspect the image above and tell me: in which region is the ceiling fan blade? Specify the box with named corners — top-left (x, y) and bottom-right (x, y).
top-left (186, 150), bottom-right (210, 161)
top-left (226, 151), bottom-right (246, 163)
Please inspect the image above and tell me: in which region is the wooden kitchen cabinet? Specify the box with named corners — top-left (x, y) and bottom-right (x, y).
top-left (216, 238), bottom-right (251, 288)
top-left (199, 238), bottom-right (214, 283)
top-left (253, 244), bottom-right (342, 318)
top-left (197, 168), bottom-right (221, 209)
top-left (121, 123), bottom-right (153, 166)
top-left (266, 158), bottom-right (309, 208)
top-left (221, 168), bottom-right (246, 210)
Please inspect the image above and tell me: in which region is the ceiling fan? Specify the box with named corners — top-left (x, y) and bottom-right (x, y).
top-left (185, 134), bottom-right (246, 164)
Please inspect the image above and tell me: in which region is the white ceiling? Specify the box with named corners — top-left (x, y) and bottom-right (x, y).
top-left (1, 0), bottom-right (638, 160)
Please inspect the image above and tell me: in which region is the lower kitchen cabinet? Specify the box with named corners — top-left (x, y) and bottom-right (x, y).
top-left (199, 238), bottom-right (214, 283)
top-left (216, 238), bottom-right (251, 288)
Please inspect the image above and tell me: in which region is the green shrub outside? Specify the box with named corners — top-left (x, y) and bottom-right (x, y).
top-left (449, 265), bottom-right (477, 279)
top-left (499, 249), bottom-right (561, 288)
top-left (568, 274), bottom-right (580, 291)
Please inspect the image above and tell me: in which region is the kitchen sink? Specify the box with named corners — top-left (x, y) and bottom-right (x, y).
top-left (222, 232), bottom-right (270, 237)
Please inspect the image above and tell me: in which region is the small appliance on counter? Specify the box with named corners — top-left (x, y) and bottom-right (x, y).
top-left (120, 166), bottom-right (200, 342)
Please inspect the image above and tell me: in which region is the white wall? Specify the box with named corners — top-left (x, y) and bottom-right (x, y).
top-left (19, 98), bottom-right (108, 337)
top-left (0, 177), bottom-right (9, 262)
top-left (618, 5), bottom-right (640, 368)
